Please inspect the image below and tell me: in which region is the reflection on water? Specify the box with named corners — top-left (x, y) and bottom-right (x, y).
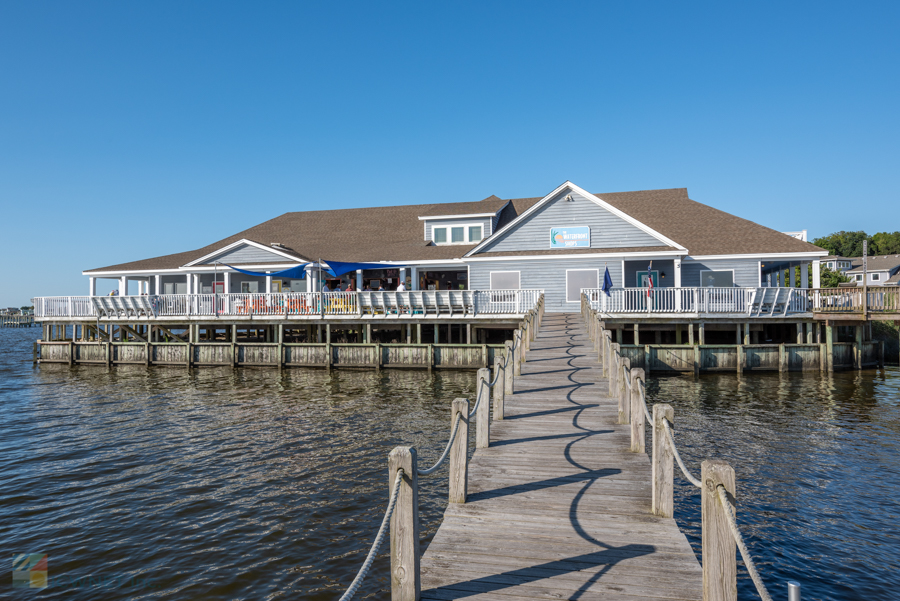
top-left (4, 326), bottom-right (899, 600)
top-left (0, 328), bottom-right (474, 600)
top-left (648, 368), bottom-right (900, 601)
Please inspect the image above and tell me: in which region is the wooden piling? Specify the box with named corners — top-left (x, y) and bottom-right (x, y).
top-left (618, 357), bottom-right (631, 424)
top-left (449, 399), bottom-right (469, 504)
top-left (492, 355), bottom-right (505, 420)
top-left (476, 368), bottom-right (490, 449)
top-left (388, 447), bottom-right (420, 601)
top-left (630, 368), bottom-right (645, 453)
top-left (701, 460), bottom-right (737, 601)
top-left (652, 403), bottom-right (674, 518)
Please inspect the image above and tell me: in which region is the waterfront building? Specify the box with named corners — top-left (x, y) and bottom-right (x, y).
top-left (80, 181), bottom-right (826, 314)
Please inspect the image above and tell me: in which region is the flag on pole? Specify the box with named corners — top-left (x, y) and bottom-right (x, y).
top-left (647, 261), bottom-right (654, 298)
top-left (602, 266), bottom-right (613, 297)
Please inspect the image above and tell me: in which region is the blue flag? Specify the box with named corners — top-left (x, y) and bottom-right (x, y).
top-left (602, 266), bottom-right (613, 297)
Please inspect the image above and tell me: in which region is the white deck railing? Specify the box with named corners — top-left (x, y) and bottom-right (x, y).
top-left (582, 287), bottom-right (814, 316)
top-left (32, 290), bottom-right (544, 319)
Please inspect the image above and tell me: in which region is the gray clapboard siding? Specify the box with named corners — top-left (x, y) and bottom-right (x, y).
top-left (681, 258), bottom-right (760, 287)
top-left (212, 243), bottom-right (294, 264)
top-left (424, 217), bottom-right (493, 242)
top-left (469, 258), bottom-right (623, 312)
top-left (476, 189), bottom-right (664, 253)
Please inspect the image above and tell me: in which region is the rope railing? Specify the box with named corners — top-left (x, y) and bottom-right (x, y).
top-left (338, 467), bottom-right (405, 601)
top-left (581, 303), bottom-right (785, 601)
top-left (417, 413), bottom-right (462, 476)
top-left (661, 418), bottom-right (702, 488)
top-left (338, 294), bottom-right (546, 600)
top-left (717, 485), bottom-right (775, 601)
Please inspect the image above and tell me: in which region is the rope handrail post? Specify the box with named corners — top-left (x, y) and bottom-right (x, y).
top-left (701, 460), bottom-right (737, 601)
top-left (504, 340), bottom-right (514, 397)
top-left (652, 403), bottom-right (675, 517)
top-left (602, 330), bottom-right (611, 377)
top-left (514, 330), bottom-right (522, 376)
top-left (629, 368), bottom-right (646, 453)
top-left (609, 343), bottom-right (620, 398)
top-left (492, 355), bottom-right (505, 420)
top-left (388, 447), bottom-right (420, 600)
top-left (449, 399), bottom-right (469, 504)
top-left (618, 357), bottom-right (631, 424)
top-left (475, 367), bottom-right (491, 448)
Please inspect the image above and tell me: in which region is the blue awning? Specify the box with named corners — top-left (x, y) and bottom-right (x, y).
top-left (222, 264), bottom-right (309, 279)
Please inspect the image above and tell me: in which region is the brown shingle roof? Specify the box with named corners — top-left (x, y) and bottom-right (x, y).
top-left (85, 187), bottom-right (827, 273)
top-left (87, 196), bottom-right (509, 272)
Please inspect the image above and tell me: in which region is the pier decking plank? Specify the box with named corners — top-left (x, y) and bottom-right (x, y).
top-left (420, 313), bottom-right (702, 600)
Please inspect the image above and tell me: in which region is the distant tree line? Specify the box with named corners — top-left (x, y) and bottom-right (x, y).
top-left (811, 230), bottom-right (900, 257)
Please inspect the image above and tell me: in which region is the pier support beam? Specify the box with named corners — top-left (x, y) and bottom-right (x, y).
top-left (651, 404), bottom-right (674, 517)
top-left (449, 399), bottom-right (469, 503)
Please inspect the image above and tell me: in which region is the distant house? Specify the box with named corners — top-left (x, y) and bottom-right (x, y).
top-left (845, 255), bottom-right (900, 286)
top-left (823, 255), bottom-right (860, 272)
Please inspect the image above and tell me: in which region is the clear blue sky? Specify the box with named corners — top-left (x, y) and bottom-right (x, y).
top-left (1, 1), bottom-right (898, 306)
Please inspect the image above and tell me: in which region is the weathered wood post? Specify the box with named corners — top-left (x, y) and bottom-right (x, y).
top-left (476, 367), bottom-right (490, 448)
top-left (618, 357), bottom-right (631, 424)
top-left (492, 355), bottom-right (505, 420)
top-left (389, 446), bottom-right (420, 601)
top-left (504, 341), bottom-right (513, 397)
top-left (514, 331), bottom-right (522, 376)
top-left (609, 343), bottom-right (620, 397)
top-left (825, 324), bottom-right (834, 372)
top-left (630, 368), bottom-right (646, 453)
top-left (449, 399), bottom-right (469, 504)
top-left (602, 330), bottom-right (612, 377)
top-left (652, 404), bottom-right (674, 517)
top-left (701, 460), bottom-right (737, 601)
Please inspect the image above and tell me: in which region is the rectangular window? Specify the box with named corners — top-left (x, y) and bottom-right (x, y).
top-left (433, 227), bottom-right (447, 244)
top-left (566, 269), bottom-right (598, 303)
top-left (451, 227), bottom-right (465, 242)
top-left (490, 271), bottom-right (520, 290)
top-left (872, 273), bottom-right (880, 281)
top-left (855, 274), bottom-right (863, 282)
top-left (164, 282), bottom-right (174, 295)
top-left (468, 225), bottom-right (482, 241)
top-left (699, 270), bottom-right (734, 287)
top-left (241, 281), bottom-right (259, 293)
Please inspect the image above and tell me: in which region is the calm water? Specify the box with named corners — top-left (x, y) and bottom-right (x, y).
top-left (2, 327), bottom-right (899, 600)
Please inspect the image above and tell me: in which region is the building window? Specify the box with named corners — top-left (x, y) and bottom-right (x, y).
top-left (855, 274), bottom-right (863, 282)
top-left (490, 271), bottom-right (520, 290)
top-left (566, 269), bottom-right (599, 303)
top-left (872, 273), bottom-right (880, 281)
top-left (431, 223), bottom-right (485, 244)
top-left (699, 270), bottom-right (734, 287)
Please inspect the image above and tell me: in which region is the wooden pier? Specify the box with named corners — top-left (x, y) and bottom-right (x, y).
top-left (0, 314), bottom-right (35, 328)
top-left (419, 313), bottom-right (702, 600)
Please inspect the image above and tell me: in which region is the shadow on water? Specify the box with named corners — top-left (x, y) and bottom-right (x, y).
top-left (646, 367), bottom-right (900, 601)
top-left (0, 328), bottom-right (476, 600)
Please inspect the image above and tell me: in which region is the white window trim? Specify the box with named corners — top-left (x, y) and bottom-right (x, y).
top-left (699, 268), bottom-right (736, 287)
top-left (431, 222), bottom-right (486, 245)
top-left (855, 274), bottom-right (863, 281)
top-left (565, 268), bottom-right (599, 303)
top-left (635, 270), bottom-right (659, 287)
top-left (490, 271), bottom-right (521, 290)
top-left (871, 273), bottom-right (881, 281)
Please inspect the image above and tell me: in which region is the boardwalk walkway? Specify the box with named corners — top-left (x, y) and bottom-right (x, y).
top-left (420, 313), bottom-right (702, 600)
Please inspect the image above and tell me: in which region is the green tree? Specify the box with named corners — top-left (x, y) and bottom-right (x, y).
top-left (811, 231), bottom-right (870, 257)
top-left (818, 265), bottom-right (851, 288)
top-left (870, 231), bottom-right (900, 255)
